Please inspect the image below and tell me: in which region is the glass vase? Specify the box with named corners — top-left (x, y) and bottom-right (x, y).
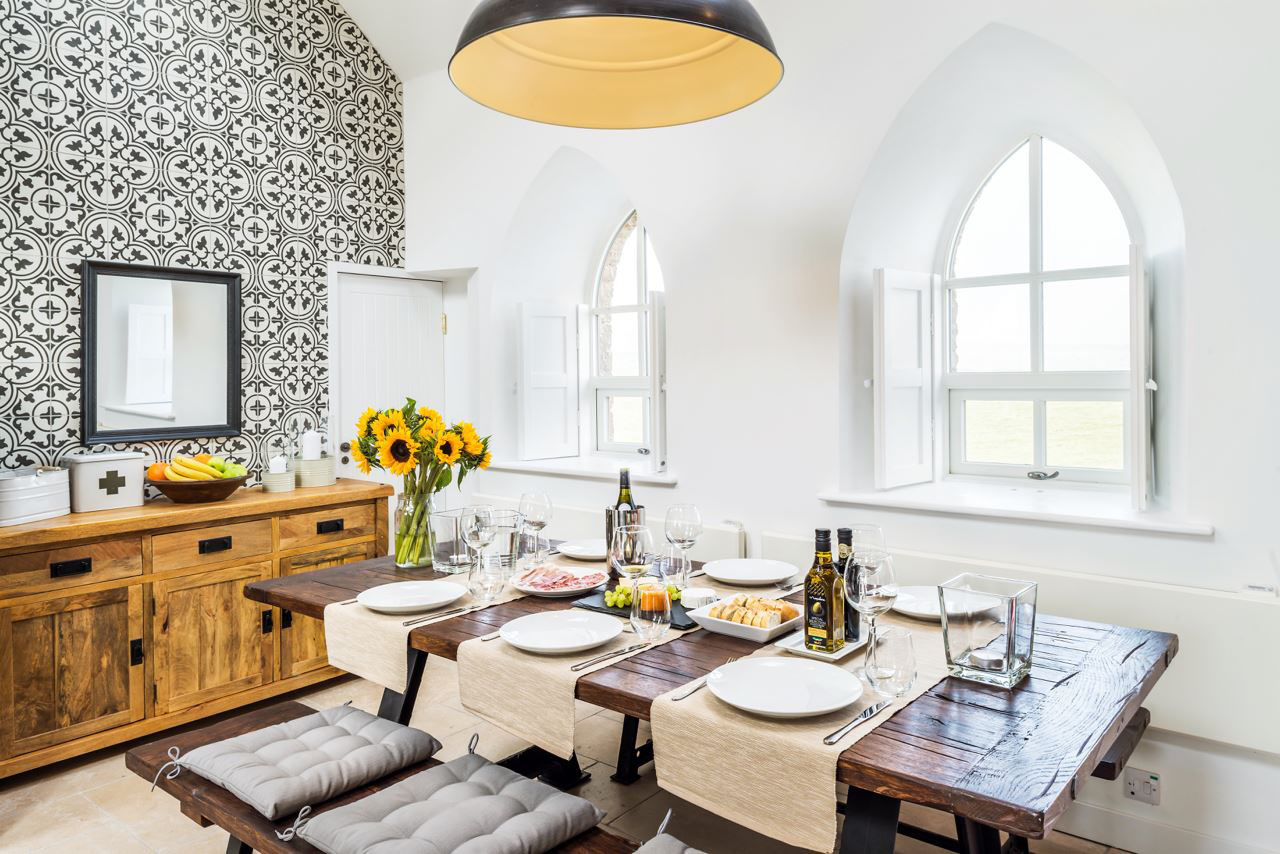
top-left (394, 489), bottom-right (435, 569)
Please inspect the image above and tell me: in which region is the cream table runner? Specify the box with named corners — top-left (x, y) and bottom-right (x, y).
top-left (323, 583), bottom-right (526, 692)
top-left (650, 612), bottom-right (950, 853)
top-left (457, 561), bottom-right (801, 760)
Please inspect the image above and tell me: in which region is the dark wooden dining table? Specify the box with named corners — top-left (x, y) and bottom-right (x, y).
top-left (245, 555), bottom-right (1177, 854)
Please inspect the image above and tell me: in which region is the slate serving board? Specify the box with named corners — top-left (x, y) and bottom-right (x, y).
top-left (572, 591), bottom-right (698, 631)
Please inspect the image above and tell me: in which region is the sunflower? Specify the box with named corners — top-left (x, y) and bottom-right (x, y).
top-left (418, 406), bottom-right (442, 423)
top-left (479, 451), bottom-right (492, 470)
top-left (465, 439), bottom-right (484, 455)
top-left (434, 431), bottom-right (463, 465)
top-left (416, 412), bottom-right (444, 439)
top-left (350, 441), bottom-right (372, 475)
top-left (371, 409), bottom-right (406, 438)
top-left (355, 408), bottom-right (379, 437)
top-left (457, 421), bottom-right (479, 445)
top-left (377, 427), bottom-right (420, 476)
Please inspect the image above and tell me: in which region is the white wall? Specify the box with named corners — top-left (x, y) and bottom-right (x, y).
top-left (392, 1), bottom-right (1280, 850)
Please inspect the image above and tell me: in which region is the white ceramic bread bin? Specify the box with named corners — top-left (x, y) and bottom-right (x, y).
top-left (62, 450), bottom-right (146, 512)
top-left (0, 466), bottom-right (70, 527)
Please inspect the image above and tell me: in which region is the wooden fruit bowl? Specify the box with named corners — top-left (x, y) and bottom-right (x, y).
top-left (147, 475), bottom-right (249, 504)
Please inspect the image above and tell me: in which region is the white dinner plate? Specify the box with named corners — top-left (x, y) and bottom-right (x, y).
top-left (356, 580), bottom-right (468, 615)
top-left (707, 658), bottom-right (863, 719)
top-left (891, 586), bottom-right (999, 621)
top-left (511, 565), bottom-right (610, 598)
top-left (557, 539), bottom-right (608, 561)
top-left (701, 558), bottom-right (797, 587)
top-left (499, 610), bottom-right (622, 654)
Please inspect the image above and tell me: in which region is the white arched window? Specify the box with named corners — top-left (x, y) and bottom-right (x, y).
top-left (873, 135), bottom-right (1151, 501)
top-left (590, 212), bottom-right (667, 460)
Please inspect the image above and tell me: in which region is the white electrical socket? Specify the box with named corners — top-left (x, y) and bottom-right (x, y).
top-left (1124, 766), bottom-right (1161, 805)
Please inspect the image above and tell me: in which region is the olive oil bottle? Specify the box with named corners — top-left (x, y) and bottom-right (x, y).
top-left (836, 527), bottom-right (861, 643)
top-left (804, 528), bottom-right (846, 653)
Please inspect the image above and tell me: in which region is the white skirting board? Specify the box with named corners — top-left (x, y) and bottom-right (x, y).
top-left (761, 531), bottom-right (1280, 854)
top-left (471, 493), bottom-right (747, 562)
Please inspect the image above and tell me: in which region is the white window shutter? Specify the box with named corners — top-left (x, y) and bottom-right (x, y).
top-left (874, 268), bottom-right (936, 489)
top-left (1129, 245), bottom-right (1154, 510)
top-left (646, 291), bottom-right (667, 473)
top-left (517, 301), bottom-right (580, 461)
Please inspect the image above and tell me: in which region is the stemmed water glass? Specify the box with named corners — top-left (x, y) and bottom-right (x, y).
top-left (845, 552), bottom-right (899, 681)
top-left (664, 504), bottom-right (702, 589)
top-left (610, 524), bottom-right (654, 589)
top-left (518, 493), bottom-right (553, 567)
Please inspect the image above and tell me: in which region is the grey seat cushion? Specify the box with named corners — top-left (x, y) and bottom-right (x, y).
top-left (634, 835), bottom-right (706, 854)
top-left (180, 706), bottom-right (440, 820)
top-left (298, 753), bottom-right (606, 854)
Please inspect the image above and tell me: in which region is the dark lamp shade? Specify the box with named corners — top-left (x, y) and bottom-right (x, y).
top-left (449, 0), bottom-right (783, 129)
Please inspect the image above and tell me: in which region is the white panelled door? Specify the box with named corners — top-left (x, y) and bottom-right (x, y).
top-left (330, 268), bottom-right (445, 489)
top-left (873, 268), bottom-right (937, 489)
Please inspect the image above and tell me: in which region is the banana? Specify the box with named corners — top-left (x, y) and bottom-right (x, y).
top-left (170, 459), bottom-right (216, 481)
top-left (175, 456), bottom-right (222, 478)
top-left (165, 465), bottom-right (195, 481)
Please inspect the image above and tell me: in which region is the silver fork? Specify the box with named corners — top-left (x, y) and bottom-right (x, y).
top-left (672, 657), bottom-right (738, 701)
top-left (570, 643), bottom-right (648, 672)
top-left (402, 605), bottom-right (477, 627)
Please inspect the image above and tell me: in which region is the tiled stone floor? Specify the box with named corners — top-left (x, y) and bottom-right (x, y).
top-left (0, 658), bottom-right (1132, 853)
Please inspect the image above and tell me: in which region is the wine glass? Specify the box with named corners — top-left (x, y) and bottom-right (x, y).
top-left (664, 504), bottom-right (703, 589)
top-left (847, 524), bottom-right (885, 563)
top-left (518, 493), bottom-right (553, 567)
top-left (845, 552), bottom-right (899, 680)
top-left (610, 524), bottom-right (654, 600)
top-left (461, 505), bottom-right (497, 570)
top-left (867, 627), bottom-right (916, 698)
top-left (631, 574), bottom-right (672, 643)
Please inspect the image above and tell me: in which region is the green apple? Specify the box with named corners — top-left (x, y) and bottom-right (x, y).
top-left (208, 456), bottom-right (228, 472)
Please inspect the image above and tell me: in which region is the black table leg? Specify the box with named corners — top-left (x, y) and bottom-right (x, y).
top-left (1001, 836), bottom-right (1030, 854)
top-left (377, 647), bottom-right (428, 725)
top-left (956, 817), bottom-right (1002, 854)
top-left (498, 746), bottom-right (592, 789)
top-left (226, 835), bottom-right (252, 854)
top-left (611, 714), bottom-right (654, 784)
top-left (839, 786), bottom-right (901, 854)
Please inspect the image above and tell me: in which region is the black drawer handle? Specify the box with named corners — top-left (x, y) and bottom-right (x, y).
top-left (130, 638), bottom-right (144, 666)
top-left (198, 535), bottom-right (233, 555)
top-left (50, 557), bottom-right (92, 578)
top-left (316, 519), bottom-right (345, 535)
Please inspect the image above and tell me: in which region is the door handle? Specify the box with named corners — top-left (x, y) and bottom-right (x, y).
top-left (316, 519), bottom-right (345, 535)
top-left (50, 557), bottom-right (92, 578)
top-left (198, 535), bottom-right (233, 554)
top-left (339, 442), bottom-right (351, 452)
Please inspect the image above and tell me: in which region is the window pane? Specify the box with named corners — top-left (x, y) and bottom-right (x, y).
top-left (1042, 140), bottom-right (1129, 271)
top-left (1043, 276), bottom-right (1129, 371)
top-left (951, 284), bottom-right (1031, 372)
top-left (964, 400), bottom-right (1034, 465)
top-left (596, 214), bottom-right (641, 308)
top-left (644, 232), bottom-right (665, 293)
top-left (951, 142), bottom-right (1030, 278)
top-left (595, 310), bottom-right (645, 377)
top-left (603, 394), bottom-right (646, 447)
top-left (1047, 400), bottom-right (1124, 470)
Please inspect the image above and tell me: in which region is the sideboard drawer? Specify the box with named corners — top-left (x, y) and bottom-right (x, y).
top-left (152, 520), bottom-right (273, 573)
top-left (278, 503), bottom-right (375, 551)
top-left (0, 538), bottom-right (143, 597)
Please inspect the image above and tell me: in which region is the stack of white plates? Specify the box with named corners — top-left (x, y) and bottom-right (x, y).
top-left (294, 455), bottom-right (336, 488)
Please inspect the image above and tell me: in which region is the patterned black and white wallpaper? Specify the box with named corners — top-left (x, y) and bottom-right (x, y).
top-left (0, 0), bottom-right (404, 475)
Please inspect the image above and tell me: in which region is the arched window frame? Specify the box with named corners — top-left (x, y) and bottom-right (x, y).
top-left (587, 212), bottom-right (667, 464)
top-left (936, 134), bottom-right (1145, 489)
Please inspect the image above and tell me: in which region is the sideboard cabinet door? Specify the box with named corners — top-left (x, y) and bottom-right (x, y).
top-left (152, 562), bottom-right (273, 715)
top-left (278, 541), bottom-right (375, 678)
top-left (0, 586), bottom-right (145, 758)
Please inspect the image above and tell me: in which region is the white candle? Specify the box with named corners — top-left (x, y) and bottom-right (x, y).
top-left (300, 430), bottom-right (322, 461)
top-left (268, 455), bottom-right (287, 474)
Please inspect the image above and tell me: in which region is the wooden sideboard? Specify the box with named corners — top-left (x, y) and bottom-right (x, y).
top-left (0, 478), bottom-right (392, 779)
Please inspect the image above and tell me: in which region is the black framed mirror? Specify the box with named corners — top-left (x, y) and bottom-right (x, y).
top-left (81, 260), bottom-right (242, 444)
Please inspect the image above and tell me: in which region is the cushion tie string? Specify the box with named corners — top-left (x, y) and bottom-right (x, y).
top-left (150, 746), bottom-right (182, 792)
top-left (276, 805), bottom-right (312, 842)
top-left (656, 808), bottom-right (673, 837)
top-left (468, 733), bottom-right (480, 755)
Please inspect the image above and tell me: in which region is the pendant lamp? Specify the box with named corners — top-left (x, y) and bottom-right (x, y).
top-left (449, 0), bottom-right (783, 129)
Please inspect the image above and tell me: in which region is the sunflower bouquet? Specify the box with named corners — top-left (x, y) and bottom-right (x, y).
top-left (351, 399), bottom-right (491, 568)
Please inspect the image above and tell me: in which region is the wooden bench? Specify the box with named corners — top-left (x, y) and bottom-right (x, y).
top-left (126, 700), bottom-right (638, 854)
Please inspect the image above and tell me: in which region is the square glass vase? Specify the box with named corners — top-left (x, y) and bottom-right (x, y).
top-left (938, 573), bottom-right (1038, 689)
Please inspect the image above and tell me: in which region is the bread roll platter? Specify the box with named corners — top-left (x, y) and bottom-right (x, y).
top-left (688, 593), bottom-right (801, 642)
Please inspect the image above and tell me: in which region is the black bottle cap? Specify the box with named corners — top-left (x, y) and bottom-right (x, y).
top-left (837, 527), bottom-right (852, 542)
top-left (815, 527), bottom-right (831, 547)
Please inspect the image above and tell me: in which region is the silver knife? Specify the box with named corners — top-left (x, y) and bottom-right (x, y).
top-left (823, 700), bottom-right (891, 745)
top-left (570, 643), bottom-right (648, 672)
